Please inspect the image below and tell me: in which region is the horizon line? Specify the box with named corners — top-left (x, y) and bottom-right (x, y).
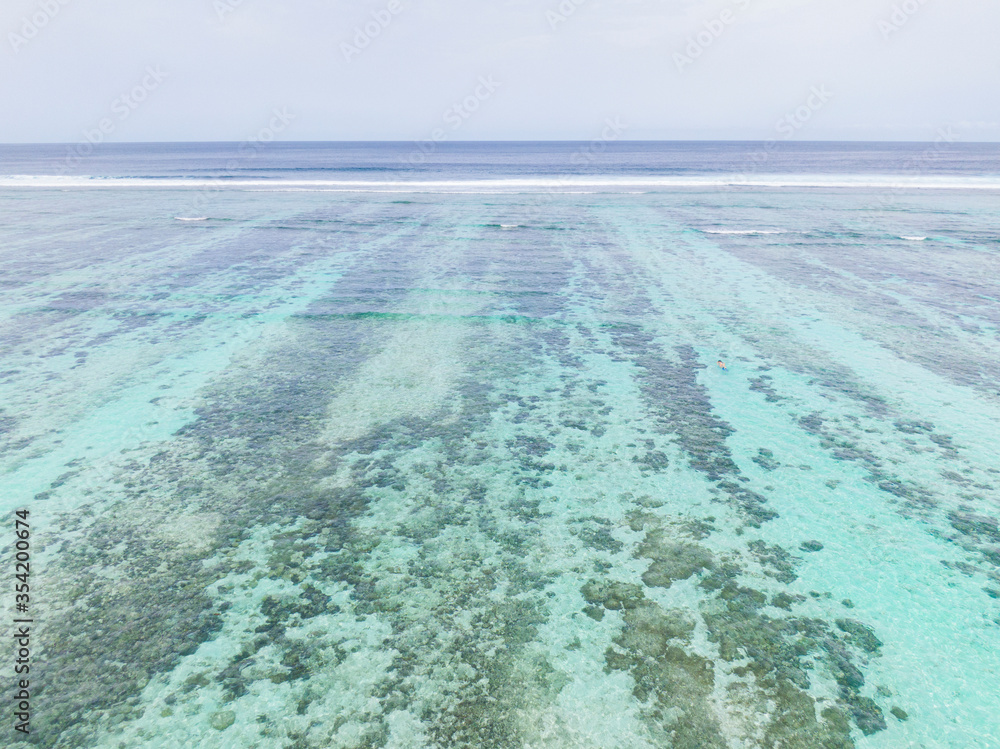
top-left (2, 139), bottom-right (1000, 147)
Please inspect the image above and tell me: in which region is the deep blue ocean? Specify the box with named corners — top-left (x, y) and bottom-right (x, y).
top-left (1, 142), bottom-right (999, 748)
top-left (3, 140), bottom-right (1000, 181)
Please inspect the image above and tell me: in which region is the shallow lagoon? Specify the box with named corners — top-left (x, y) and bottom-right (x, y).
top-left (2, 143), bottom-right (999, 748)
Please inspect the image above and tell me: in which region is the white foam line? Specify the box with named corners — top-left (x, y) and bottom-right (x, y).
top-left (243, 189), bottom-right (604, 195)
top-left (2, 175), bottom-right (1000, 191)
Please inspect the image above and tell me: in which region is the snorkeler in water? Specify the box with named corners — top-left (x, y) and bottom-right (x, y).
top-left (717, 360), bottom-right (727, 370)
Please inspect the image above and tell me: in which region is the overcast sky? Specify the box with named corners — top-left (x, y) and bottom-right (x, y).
top-left (2, 0), bottom-right (998, 143)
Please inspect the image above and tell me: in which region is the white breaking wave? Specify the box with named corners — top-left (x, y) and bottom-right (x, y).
top-left (901, 235), bottom-right (928, 241)
top-left (2, 174), bottom-right (1000, 192)
top-left (174, 216), bottom-right (209, 221)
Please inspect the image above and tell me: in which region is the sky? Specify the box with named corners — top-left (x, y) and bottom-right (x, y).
top-left (1, 0), bottom-right (998, 143)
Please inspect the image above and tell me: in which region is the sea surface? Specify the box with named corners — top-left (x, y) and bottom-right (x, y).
top-left (1, 142), bottom-right (999, 748)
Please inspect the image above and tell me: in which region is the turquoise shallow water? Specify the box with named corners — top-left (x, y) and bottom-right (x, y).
top-left (1, 143), bottom-right (1000, 748)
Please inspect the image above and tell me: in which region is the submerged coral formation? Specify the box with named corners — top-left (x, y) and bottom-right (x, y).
top-left (2, 180), bottom-right (998, 748)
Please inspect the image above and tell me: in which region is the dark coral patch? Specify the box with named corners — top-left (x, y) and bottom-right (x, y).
top-left (582, 579), bottom-right (645, 611)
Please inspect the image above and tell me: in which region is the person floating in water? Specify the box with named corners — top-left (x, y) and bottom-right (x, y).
top-left (717, 360), bottom-right (727, 370)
